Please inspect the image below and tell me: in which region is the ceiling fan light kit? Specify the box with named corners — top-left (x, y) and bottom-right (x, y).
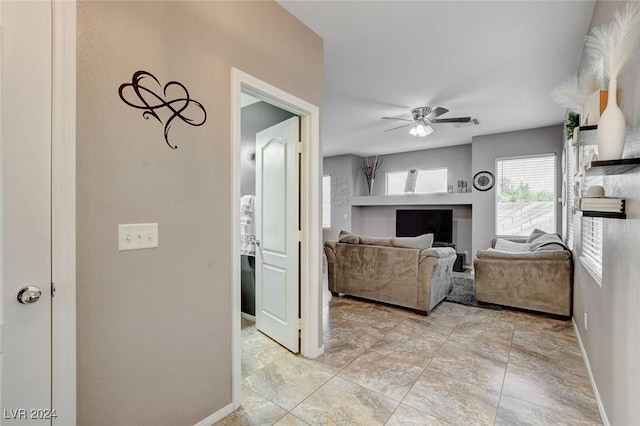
top-left (409, 122), bottom-right (434, 137)
top-left (382, 106), bottom-right (476, 137)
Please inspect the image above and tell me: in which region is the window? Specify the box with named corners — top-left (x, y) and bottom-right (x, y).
top-left (565, 145), bottom-right (576, 247)
top-left (581, 216), bottom-right (603, 283)
top-left (322, 175), bottom-right (331, 228)
top-left (495, 154), bottom-right (556, 237)
top-left (386, 168), bottom-right (448, 195)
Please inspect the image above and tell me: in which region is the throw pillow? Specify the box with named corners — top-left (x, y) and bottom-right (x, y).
top-left (391, 233), bottom-right (434, 250)
top-left (526, 228), bottom-right (547, 243)
top-left (358, 235), bottom-right (394, 247)
top-left (338, 230), bottom-right (359, 244)
top-left (494, 238), bottom-right (531, 252)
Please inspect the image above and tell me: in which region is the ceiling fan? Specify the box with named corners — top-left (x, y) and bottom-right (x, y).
top-left (382, 107), bottom-right (477, 137)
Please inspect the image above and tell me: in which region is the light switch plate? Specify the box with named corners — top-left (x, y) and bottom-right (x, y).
top-left (118, 223), bottom-right (159, 251)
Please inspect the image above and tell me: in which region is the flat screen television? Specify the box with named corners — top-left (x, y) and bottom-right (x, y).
top-left (396, 209), bottom-right (453, 243)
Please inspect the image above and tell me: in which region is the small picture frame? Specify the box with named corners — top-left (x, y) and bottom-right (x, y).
top-left (404, 169), bottom-right (418, 193)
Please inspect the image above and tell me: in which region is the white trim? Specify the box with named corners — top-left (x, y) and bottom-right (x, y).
top-left (192, 403), bottom-right (234, 426)
top-left (231, 68), bottom-right (322, 409)
top-left (51, 1), bottom-right (76, 424)
top-left (572, 319), bottom-right (609, 425)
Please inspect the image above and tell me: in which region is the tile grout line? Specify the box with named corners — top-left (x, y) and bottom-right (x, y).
top-left (492, 318), bottom-right (516, 426)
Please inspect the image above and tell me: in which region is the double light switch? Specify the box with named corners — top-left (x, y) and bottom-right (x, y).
top-left (118, 223), bottom-right (159, 251)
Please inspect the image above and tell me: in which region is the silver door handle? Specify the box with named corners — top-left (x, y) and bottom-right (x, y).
top-left (17, 286), bottom-right (41, 304)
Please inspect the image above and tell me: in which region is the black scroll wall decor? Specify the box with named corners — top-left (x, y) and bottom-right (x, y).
top-left (118, 70), bottom-right (207, 149)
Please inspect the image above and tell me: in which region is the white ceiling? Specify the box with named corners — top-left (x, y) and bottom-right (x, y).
top-left (278, 1), bottom-right (596, 157)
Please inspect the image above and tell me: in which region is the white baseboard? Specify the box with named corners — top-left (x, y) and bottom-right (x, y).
top-left (193, 403), bottom-right (234, 426)
top-left (241, 312), bottom-right (255, 322)
top-left (572, 318), bottom-right (609, 426)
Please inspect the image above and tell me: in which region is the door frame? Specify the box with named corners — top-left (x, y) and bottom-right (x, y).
top-left (230, 68), bottom-right (323, 408)
top-left (51, 1), bottom-right (77, 424)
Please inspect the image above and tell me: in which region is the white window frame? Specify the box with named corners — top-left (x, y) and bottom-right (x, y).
top-left (385, 167), bottom-right (448, 195)
top-left (495, 153), bottom-right (557, 237)
top-left (322, 174), bottom-right (331, 229)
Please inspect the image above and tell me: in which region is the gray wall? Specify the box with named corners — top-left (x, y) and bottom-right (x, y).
top-left (368, 144), bottom-right (472, 196)
top-left (353, 144), bottom-right (472, 257)
top-left (471, 125), bottom-right (564, 257)
top-left (322, 154), bottom-right (363, 241)
top-left (571, 2), bottom-right (640, 423)
top-left (76, 1), bottom-right (323, 425)
top-left (572, 129), bottom-right (640, 424)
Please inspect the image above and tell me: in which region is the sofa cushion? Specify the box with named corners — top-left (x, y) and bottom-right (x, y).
top-left (358, 235), bottom-right (394, 247)
top-left (392, 233), bottom-right (434, 250)
top-left (338, 230), bottom-right (359, 244)
top-left (494, 238), bottom-right (531, 252)
top-left (478, 249), bottom-right (571, 261)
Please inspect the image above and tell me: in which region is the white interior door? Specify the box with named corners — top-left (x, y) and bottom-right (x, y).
top-left (255, 116), bottom-right (300, 353)
top-left (1, 1), bottom-right (53, 423)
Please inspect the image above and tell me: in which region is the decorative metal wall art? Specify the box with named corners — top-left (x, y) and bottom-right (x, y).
top-left (118, 70), bottom-right (207, 149)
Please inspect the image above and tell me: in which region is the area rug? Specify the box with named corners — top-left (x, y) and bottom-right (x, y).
top-left (445, 274), bottom-right (501, 310)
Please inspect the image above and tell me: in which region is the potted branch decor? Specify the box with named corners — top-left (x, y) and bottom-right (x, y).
top-left (361, 156), bottom-right (382, 195)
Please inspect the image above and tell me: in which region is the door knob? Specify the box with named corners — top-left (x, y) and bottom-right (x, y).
top-left (17, 286), bottom-right (41, 304)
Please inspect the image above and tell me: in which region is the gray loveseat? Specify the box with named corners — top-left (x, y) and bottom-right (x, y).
top-left (474, 231), bottom-right (573, 318)
top-left (324, 233), bottom-right (456, 315)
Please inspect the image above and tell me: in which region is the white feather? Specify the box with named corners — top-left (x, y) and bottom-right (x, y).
top-left (585, 2), bottom-right (640, 81)
top-left (551, 70), bottom-right (600, 114)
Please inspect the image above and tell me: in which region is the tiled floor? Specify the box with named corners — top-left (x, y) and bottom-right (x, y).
top-left (217, 290), bottom-right (602, 425)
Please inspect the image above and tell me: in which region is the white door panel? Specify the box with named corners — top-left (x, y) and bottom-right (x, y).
top-left (1, 1), bottom-right (53, 423)
top-left (255, 117), bottom-right (299, 353)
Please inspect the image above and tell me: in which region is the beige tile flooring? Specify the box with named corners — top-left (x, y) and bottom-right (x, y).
top-left (217, 292), bottom-right (602, 425)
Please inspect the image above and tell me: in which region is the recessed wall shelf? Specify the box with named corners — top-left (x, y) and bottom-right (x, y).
top-left (585, 158), bottom-right (640, 176)
top-left (579, 210), bottom-right (626, 219)
top-left (573, 125), bottom-right (597, 146)
top-left (351, 192), bottom-right (473, 206)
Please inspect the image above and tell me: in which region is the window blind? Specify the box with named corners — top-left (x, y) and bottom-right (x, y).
top-left (566, 146), bottom-right (576, 247)
top-left (581, 216), bottom-right (603, 280)
top-left (495, 154), bottom-right (556, 236)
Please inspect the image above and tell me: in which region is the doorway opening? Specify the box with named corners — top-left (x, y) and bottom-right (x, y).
top-left (231, 69), bottom-right (322, 409)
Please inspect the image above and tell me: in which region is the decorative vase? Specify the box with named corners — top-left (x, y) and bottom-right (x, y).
top-left (367, 178), bottom-right (375, 195)
top-left (597, 79), bottom-right (626, 160)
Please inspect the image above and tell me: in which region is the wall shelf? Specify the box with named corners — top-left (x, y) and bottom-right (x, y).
top-left (579, 210), bottom-right (626, 219)
top-left (573, 125), bottom-right (597, 146)
top-left (585, 158), bottom-right (640, 176)
top-left (351, 192), bottom-right (473, 206)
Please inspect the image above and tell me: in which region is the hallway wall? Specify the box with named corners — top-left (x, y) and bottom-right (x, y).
top-left (76, 1), bottom-right (322, 425)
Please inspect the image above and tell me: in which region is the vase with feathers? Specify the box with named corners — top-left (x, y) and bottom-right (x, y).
top-left (585, 2), bottom-right (640, 160)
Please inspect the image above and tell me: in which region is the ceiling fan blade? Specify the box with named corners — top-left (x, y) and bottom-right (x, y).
top-left (430, 117), bottom-right (471, 124)
top-left (383, 123), bottom-right (413, 132)
top-left (381, 117), bottom-right (413, 122)
top-left (425, 107), bottom-right (449, 119)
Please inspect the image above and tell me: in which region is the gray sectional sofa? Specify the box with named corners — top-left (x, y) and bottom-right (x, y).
top-left (324, 232), bottom-right (456, 315)
top-left (474, 231), bottom-right (573, 318)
